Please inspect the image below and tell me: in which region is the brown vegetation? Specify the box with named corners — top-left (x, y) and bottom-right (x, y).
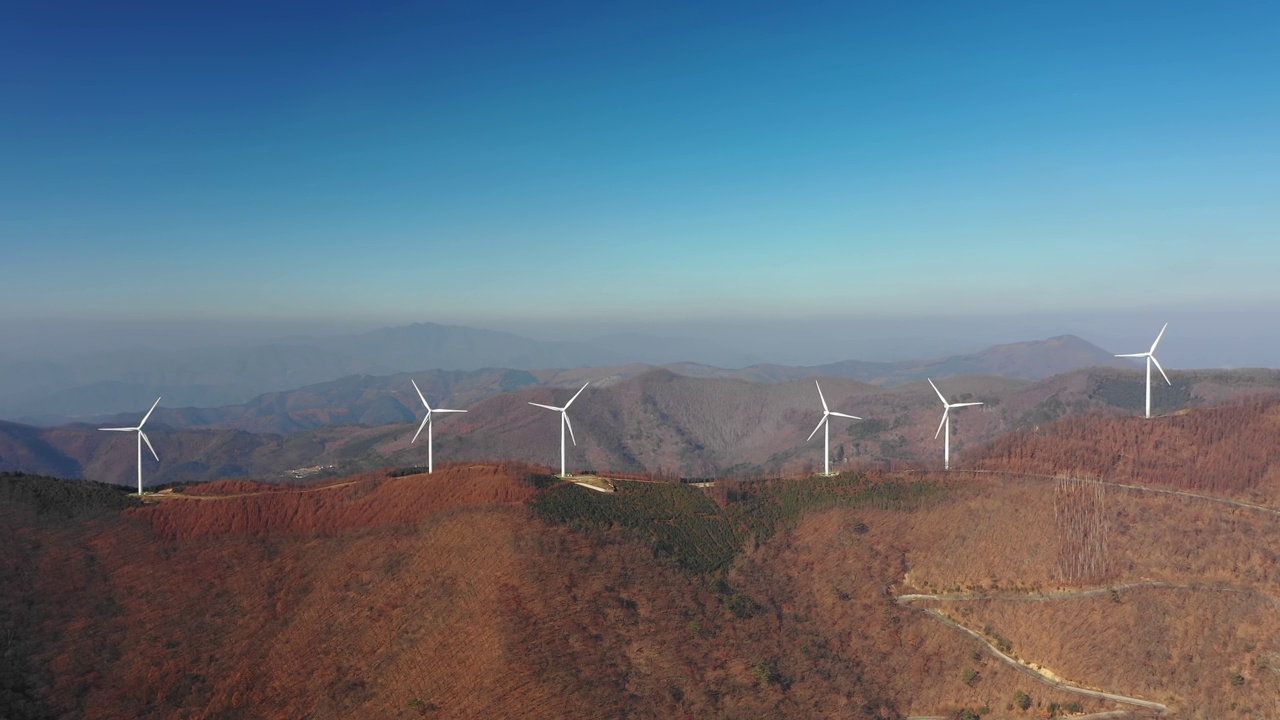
top-left (6, 464), bottom-right (908, 719)
top-left (917, 585), bottom-right (1280, 717)
top-left (138, 465), bottom-right (539, 542)
top-left (873, 468), bottom-right (1280, 718)
top-left (732, 506), bottom-right (1117, 716)
top-left (974, 396), bottom-right (1280, 502)
top-left (172, 479), bottom-right (281, 496)
top-left (7, 424), bottom-right (1280, 719)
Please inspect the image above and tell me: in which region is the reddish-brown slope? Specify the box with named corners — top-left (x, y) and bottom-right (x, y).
top-left (14, 458), bottom-right (1280, 719)
top-left (922, 587), bottom-right (1280, 717)
top-left (13, 465), bottom-right (908, 719)
top-left (850, 471), bottom-right (1280, 718)
top-left (171, 479), bottom-right (280, 496)
top-left (753, 507), bottom-right (1121, 716)
top-left (138, 465), bottom-right (534, 542)
top-left (973, 396), bottom-right (1280, 502)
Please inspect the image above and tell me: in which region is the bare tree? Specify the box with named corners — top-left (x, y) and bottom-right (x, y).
top-left (1054, 475), bottom-right (1111, 583)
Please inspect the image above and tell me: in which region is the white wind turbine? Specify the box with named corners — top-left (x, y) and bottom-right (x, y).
top-left (98, 397), bottom-right (162, 495)
top-left (928, 379), bottom-right (982, 471)
top-left (528, 382), bottom-right (588, 478)
top-left (806, 380), bottom-right (860, 476)
top-left (1114, 322), bottom-right (1170, 419)
top-left (410, 379), bottom-right (467, 474)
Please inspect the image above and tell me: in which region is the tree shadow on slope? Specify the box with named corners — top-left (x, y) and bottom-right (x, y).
top-left (0, 474), bottom-right (140, 720)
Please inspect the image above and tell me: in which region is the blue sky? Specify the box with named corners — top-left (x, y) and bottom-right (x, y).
top-left (2, 1), bottom-right (1279, 339)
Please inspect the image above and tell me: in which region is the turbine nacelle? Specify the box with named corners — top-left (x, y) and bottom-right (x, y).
top-left (928, 378), bottom-right (983, 438)
top-left (410, 379), bottom-right (467, 445)
top-left (1114, 322), bottom-right (1172, 386)
top-left (806, 380), bottom-right (862, 441)
top-left (928, 379), bottom-right (982, 471)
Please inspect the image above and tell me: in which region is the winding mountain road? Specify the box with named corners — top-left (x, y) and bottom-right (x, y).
top-left (897, 581), bottom-right (1280, 716)
top-left (908, 604), bottom-right (1169, 715)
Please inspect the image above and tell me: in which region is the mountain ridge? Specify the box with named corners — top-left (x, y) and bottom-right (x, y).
top-left (0, 327), bottom-right (1126, 422)
top-left (6, 366), bottom-right (1280, 487)
top-left (18, 334), bottom-right (1128, 430)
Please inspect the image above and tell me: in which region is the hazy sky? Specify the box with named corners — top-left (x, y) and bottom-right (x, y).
top-left (3, 2), bottom-right (1279, 337)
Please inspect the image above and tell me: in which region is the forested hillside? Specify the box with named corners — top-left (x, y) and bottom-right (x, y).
top-left (974, 396), bottom-right (1280, 499)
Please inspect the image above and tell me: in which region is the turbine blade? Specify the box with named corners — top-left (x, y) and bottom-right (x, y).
top-left (140, 431), bottom-right (159, 462)
top-left (927, 378), bottom-right (948, 405)
top-left (1115, 353), bottom-right (1147, 358)
top-left (528, 402), bottom-right (562, 411)
top-left (138, 397), bottom-right (162, 428)
top-left (1151, 355), bottom-right (1172, 385)
top-left (951, 402), bottom-right (983, 408)
top-left (806, 415), bottom-right (827, 442)
top-left (99, 427), bottom-right (133, 432)
top-left (433, 409), bottom-right (467, 414)
top-left (815, 380), bottom-right (829, 412)
top-left (935, 408), bottom-right (949, 439)
top-left (564, 382), bottom-right (589, 409)
top-left (1149, 322), bottom-right (1168, 354)
top-left (563, 412), bottom-right (577, 446)
top-left (829, 412), bottom-right (861, 420)
top-left (411, 414), bottom-right (430, 444)
top-left (411, 379), bottom-right (431, 411)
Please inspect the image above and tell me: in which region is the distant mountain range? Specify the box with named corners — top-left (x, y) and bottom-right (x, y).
top-left (0, 323), bottom-right (629, 421)
top-left (663, 333), bottom-right (1130, 385)
top-left (7, 330), bottom-right (1128, 427)
top-left (5, 366), bottom-right (1279, 487)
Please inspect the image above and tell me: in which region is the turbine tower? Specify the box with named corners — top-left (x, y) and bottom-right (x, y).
top-left (528, 382), bottom-right (588, 478)
top-left (410, 379), bottom-right (467, 474)
top-left (928, 379), bottom-right (982, 471)
top-left (99, 397), bottom-right (162, 495)
top-left (1114, 322), bottom-right (1170, 419)
top-left (805, 380), bottom-right (860, 476)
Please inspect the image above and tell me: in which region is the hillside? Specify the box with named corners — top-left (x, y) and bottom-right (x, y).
top-left (852, 470), bottom-right (1280, 718)
top-left (5, 452), bottom-right (1280, 718)
top-left (973, 394), bottom-right (1280, 503)
top-left (0, 467), bottom-right (1114, 719)
top-left (6, 467), bottom-right (899, 719)
top-left (6, 367), bottom-right (1280, 487)
top-left (392, 366), bottom-right (1280, 478)
top-left (0, 420), bottom-right (331, 488)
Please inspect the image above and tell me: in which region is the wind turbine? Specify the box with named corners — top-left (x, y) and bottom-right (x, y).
top-left (528, 382), bottom-right (588, 478)
top-left (805, 380), bottom-right (860, 476)
top-left (410, 379), bottom-right (467, 474)
top-left (1114, 322), bottom-right (1170, 419)
top-left (98, 397), bottom-right (162, 495)
top-left (928, 379), bottom-right (982, 471)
